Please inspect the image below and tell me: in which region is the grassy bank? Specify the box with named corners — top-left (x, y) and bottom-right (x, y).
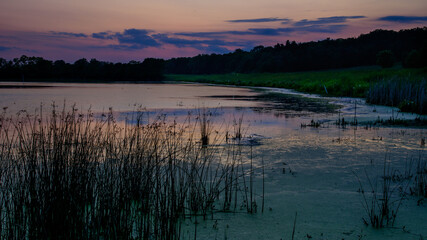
top-left (166, 66), bottom-right (427, 114)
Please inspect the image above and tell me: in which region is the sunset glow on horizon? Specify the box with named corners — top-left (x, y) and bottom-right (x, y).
top-left (1, 0), bottom-right (426, 62)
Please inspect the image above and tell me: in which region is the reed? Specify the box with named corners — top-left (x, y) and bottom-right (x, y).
top-left (355, 154), bottom-right (411, 228)
top-left (410, 156), bottom-right (427, 204)
top-left (301, 119), bottom-right (321, 128)
top-left (198, 108), bottom-right (212, 146)
top-left (366, 77), bottom-right (427, 114)
top-left (233, 114), bottom-right (244, 140)
top-left (0, 105), bottom-right (260, 239)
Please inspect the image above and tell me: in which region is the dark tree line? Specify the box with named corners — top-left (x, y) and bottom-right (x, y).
top-left (0, 56), bottom-right (165, 81)
top-left (1, 27), bottom-right (426, 81)
top-left (165, 27), bottom-right (427, 74)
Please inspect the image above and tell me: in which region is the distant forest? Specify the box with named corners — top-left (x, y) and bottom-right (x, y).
top-left (0, 57), bottom-right (165, 81)
top-left (165, 27), bottom-right (427, 74)
top-left (0, 27), bottom-right (426, 81)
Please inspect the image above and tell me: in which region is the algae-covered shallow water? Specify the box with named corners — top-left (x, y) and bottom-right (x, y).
top-left (1, 82), bottom-right (426, 239)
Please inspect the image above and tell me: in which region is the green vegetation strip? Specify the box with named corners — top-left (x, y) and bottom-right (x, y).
top-left (166, 67), bottom-right (426, 98)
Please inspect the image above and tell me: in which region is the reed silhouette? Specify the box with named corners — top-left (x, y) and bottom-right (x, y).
top-left (0, 105), bottom-right (260, 239)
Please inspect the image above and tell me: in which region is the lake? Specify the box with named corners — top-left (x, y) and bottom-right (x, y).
top-left (0, 81), bottom-right (426, 239)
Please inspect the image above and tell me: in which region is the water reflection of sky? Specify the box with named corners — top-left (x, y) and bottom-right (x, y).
top-left (2, 82), bottom-right (427, 239)
top-left (0, 82), bottom-right (261, 114)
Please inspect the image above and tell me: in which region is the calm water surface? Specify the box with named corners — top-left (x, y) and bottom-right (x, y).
top-left (0, 82), bottom-right (260, 113)
top-left (1, 82), bottom-right (426, 239)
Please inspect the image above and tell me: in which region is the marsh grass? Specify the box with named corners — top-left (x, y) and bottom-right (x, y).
top-left (168, 68), bottom-right (427, 114)
top-left (410, 157), bottom-right (427, 204)
top-left (166, 67), bottom-right (425, 98)
top-left (0, 105), bottom-right (260, 239)
top-left (366, 77), bottom-right (427, 114)
top-left (300, 119), bottom-right (321, 128)
top-left (232, 114), bottom-right (244, 141)
top-left (371, 116), bottom-right (427, 127)
top-left (355, 155), bottom-right (411, 228)
top-left (198, 108), bottom-right (212, 146)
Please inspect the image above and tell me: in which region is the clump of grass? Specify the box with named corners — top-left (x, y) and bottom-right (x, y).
top-left (355, 155), bottom-right (411, 228)
top-left (370, 116), bottom-right (427, 127)
top-left (336, 118), bottom-right (349, 128)
top-left (410, 157), bottom-right (427, 205)
top-left (198, 108), bottom-right (212, 146)
top-left (366, 76), bottom-right (427, 114)
top-left (301, 119), bottom-right (321, 128)
top-left (335, 111), bottom-right (348, 128)
top-left (233, 114), bottom-right (244, 140)
top-left (0, 105), bottom-right (261, 239)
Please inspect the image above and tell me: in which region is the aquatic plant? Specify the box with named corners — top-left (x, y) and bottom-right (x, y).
top-left (198, 107), bottom-right (212, 146)
top-left (410, 157), bottom-right (427, 204)
top-left (233, 114), bottom-right (244, 140)
top-left (301, 119), bottom-right (321, 128)
top-left (355, 155), bottom-right (411, 228)
top-left (0, 105), bottom-right (261, 239)
top-left (366, 76), bottom-right (427, 114)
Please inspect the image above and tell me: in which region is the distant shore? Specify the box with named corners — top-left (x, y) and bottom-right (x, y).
top-left (166, 66), bottom-right (427, 115)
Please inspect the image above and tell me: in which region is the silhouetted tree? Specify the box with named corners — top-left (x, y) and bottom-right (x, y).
top-left (0, 56), bottom-right (165, 82)
top-left (73, 58), bottom-right (89, 79)
top-left (376, 50), bottom-right (395, 68)
top-left (141, 58), bottom-right (164, 80)
top-left (404, 50), bottom-right (423, 68)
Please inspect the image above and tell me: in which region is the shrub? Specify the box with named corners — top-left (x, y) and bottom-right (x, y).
top-left (404, 50), bottom-right (423, 68)
top-left (376, 50), bottom-right (395, 68)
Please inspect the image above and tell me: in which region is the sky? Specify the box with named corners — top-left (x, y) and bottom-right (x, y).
top-left (0, 0), bottom-right (426, 62)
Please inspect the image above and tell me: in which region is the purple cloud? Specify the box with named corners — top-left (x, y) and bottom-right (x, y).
top-left (297, 24), bottom-right (347, 33)
top-left (177, 24), bottom-right (347, 38)
top-left (153, 34), bottom-right (236, 47)
top-left (102, 44), bottom-right (150, 50)
top-left (0, 46), bottom-right (11, 51)
top-left (227, 17), bottom-right (290, 23)
top-left (92, 31), bottom-right (117, 40)
top-left (115, 29), bottom-right (160, 48)
top-left (247, 28), bottom-right (284, 36)
top-left (378, 16), bottom-right (427, 23)
top-left (293, 16), bottom-right (365, 26)
top-left (203, 45), bottom-right (230, 54)
top-left (152, 34), bottom-right (241, 53)
top-left (49, 31), bottom-right (88, 38)
top-left (177, 31), bottom-right (249, 37)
